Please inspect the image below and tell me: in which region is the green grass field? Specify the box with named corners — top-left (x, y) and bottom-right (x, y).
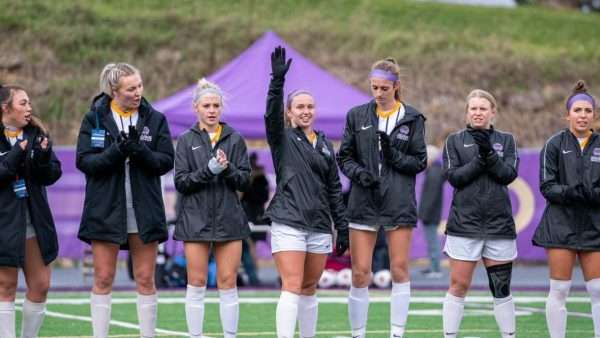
top-left (16, 290), bottom-right (594, 337)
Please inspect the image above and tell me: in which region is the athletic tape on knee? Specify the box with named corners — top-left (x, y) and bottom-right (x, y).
top-left (486, 262), bottom-right (512, 299)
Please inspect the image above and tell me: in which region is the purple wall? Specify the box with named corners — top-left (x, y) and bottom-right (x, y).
top-left (50, 147), bottom-right (547, 261)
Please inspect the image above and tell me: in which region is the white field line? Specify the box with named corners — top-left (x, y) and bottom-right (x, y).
top-left (42, 328), bottom-right (597, 338)
top-left (33, 296), bottom-right (592, 305)
top-left (15, 306), bottom-right (202, 338)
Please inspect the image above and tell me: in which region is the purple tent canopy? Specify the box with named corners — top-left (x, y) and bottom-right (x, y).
top-left (153, 31), bottom-right (370, 139)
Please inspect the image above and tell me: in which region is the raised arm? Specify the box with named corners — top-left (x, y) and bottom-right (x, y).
top-left (265, 46), bottom-right (292, 164)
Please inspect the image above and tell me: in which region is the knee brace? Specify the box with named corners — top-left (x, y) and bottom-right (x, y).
top-left (486, 262), bottom-right (512, 299)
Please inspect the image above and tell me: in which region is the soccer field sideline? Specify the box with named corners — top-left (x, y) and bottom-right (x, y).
top-left (14, 294), bottom-right (593, 338)
top-left (17, 295), bottom-right (593, 305)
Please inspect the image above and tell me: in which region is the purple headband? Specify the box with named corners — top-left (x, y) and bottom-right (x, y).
top-left (369, 69), bottom-right (399, 82)
top-left (567, 93), bottom-right (596, 111)
top-left (286, 89), bottom-right (312, 108)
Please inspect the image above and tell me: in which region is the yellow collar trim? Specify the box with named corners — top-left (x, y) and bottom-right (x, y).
top-left (4, 128), bottom-right (22, 139)
top-left (209, 124), bottom-right (223, 144)
top-left (111, 100), bottom-right (135, 118)
top-left (377, 101), bottom-right (402, 119)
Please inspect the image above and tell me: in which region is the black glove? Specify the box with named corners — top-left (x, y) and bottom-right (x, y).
top-left (357, 170), bottom-right (379, 188)
top-left (128, 125), bottom-right (139, 142)
top-left (121, 127), bottom-right (145, 155)
top-left (117, 132), bottom-right (130, 155)
top-left (33, 135), bottom-right (52, 164)
top-left (564, 183), bottom-right (586, 203)
top-left (470, 129), bottom-right (492, 156)
top-left (582, 184), bottom-right (600, 205)
top-left (270, 46), bottom-right (292, 80)
top-left (377, 131), bottom-right (394, 162)
top-left (335, 228), bottom-right (349, 256)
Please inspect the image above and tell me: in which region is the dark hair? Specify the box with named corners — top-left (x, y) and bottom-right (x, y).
top-left (573, 80), bottom-right (588, 94)
top-left (565, 79), bottom-right (596, 113)
top-left (371, 57), bottom-right (402, 100)
top-left (0, 84), bottom-right (48, 134)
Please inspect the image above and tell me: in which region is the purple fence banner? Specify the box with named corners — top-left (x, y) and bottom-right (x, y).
top-left (49, 147), bottom-right (546, 261)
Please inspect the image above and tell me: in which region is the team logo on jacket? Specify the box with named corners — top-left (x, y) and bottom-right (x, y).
top-left (493, 143), bottom-right (504, 157)
top-left (592, 147), bottom-right (600, 162)
top-left (321, 146), bottom-right (331, 158)
top-left (396, 125), bottom-right (410, 141)
top-left (140, 126), bottom-right (152, 142)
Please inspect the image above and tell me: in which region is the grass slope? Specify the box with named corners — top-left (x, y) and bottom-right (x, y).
top-left (1, 0), bottom-right (599, 145)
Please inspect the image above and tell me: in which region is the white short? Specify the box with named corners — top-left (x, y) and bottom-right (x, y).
top-left (349, 222), bottom-right (401, 232)
top-left (25, 208), bottom-right (35, 239)
top-left (126, 207), bottom-right (139, 234)
top-left (270, 223), bottom-right (332, 254)
top-left (444, 235), bottom-right (517, 261)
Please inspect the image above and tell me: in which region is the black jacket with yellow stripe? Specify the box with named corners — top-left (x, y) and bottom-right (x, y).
top-left (174, 123), bottom-right (251, 242)
top-left (0, 124), bottom-right (62, 267)
top-left (76, 94), bottom-right (174, 246)
top-left (338, 100), bottom-right (427, 228)
top-left (533, 129), bottom-right (600, 250)
top-left (264, 76), bottom-right (347, 234)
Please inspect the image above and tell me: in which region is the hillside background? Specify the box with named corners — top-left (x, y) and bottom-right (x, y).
top-left (0, 0), bottom-right (599, 146)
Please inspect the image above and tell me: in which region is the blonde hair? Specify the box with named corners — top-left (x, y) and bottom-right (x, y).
top-left (371, 57), bottom-right (402, 100)
top-left (465, 89), bottom-right (497, 113)
top-left (99, 63), bottom-right (140, 97)
top-left (193, 78), bottom-right (224, 107)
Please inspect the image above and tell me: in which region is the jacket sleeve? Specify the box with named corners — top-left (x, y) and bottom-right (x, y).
top-left (131, 115), bottom-right (175, 176)
top-left (265, 76), bottom-right (286, 170)
top-left (337, 110), bottom-right (367, 182)
top-left (386, 117), bottom-right (427, 175)
top-left (539, 138), bottom-right (573, 204)
top-left (484, 134), bottom-right (519, 185)
top-left (174, 136), bottom-right (215, 195)
top-left (0, 145), bottom-right (26, 187)
top-left (223, 136), bottom-right (251, 193)
top-left (326, 144), bottom-right (348, 231)
top-left (31, 147), bottom-right (62, 186)
top-left (76, 113), bottom-right (126, 176)
top-left (443, 134), bottom-right (486, 189)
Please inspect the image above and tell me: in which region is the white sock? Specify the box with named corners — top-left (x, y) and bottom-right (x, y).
top-left (586, 278), bottom-right (600, 338)
top-left (442, 293), bottom-right (465, 338)
top-left (0, 301), bottom-right (16, 338)
top-left (20, 298), bottom-right (46, 338)
top-left (348, 286), bottom-right (369, 338)
top-left (137, 293), bottom-right (157, 338)
top-left (219, 288), bottom-right (239, 338)
top-left (298, 294), bottom-right (318, 338)
top-left (185, 285), bottom-right (206, 338)
top-left (276, 291), bottom-right (300, 338)
top-left (546, 279), bottom-right (571, 338)
top-left (91, 293), bottom-right (112, 338)
top-left (494, 296), bottom-right (516, 337)
top-left (390, 282), bottom-right (410, 338)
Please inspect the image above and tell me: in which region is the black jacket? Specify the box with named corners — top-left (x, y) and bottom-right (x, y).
top-left (338, 101), bottom-right (427, 228)
top-left (174, 123), bottom-right (251, 241)
top-left (418, 161), bottom-right (445, 225)
top-left (533, 129), bottom-right (600, 250)
top-left (264, 77), bottom-right (347, 234)
top-left (443, 127), bottom-right (519, 239)
top-left (76, 94), bottom-right (174, 246)
top-left (0, 124), bottom-right (62, 267)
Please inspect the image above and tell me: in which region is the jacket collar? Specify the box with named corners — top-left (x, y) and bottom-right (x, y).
top-left (190, 121), bottom-right (234, 144)
top-left (91, 93), bottom-right (152, 138)
top-left (365, 100), bottom-right (424, 129)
